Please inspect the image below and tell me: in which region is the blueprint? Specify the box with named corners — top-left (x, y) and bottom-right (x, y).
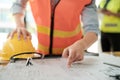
top-left (0, 55), bottom-right (118, 80)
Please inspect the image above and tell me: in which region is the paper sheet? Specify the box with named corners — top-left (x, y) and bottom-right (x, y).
top-left (0, 56), bottom-right (114, 80)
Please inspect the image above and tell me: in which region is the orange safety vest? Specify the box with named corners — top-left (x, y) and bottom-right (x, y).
top-left (29, 0), bottom-right (91, 55)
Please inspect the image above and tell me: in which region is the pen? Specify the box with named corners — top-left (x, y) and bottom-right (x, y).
top-left (103, 62), bottom-right (120, 68)
top-left (109, 74), bottom-right (120, 80)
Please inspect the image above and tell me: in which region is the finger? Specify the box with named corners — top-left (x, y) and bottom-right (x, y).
top-left (79, 54), bottom-right (84, 60)
top-left (7, 33), bottom-right (11, 38)
top-left (7, 31), bottom-right (16, 39)
top-left (73, 54), bottom-right (84, 62)
top-left (17, 29), bottom-right (21, 40)
top-left (67, 51), bottom-right (76, 68)
top-left (27, 32), bottom-right (32, 40)
top-left (62, 48), bottom-right (69, 58)
top-left (67, 56), bottom-right (73, 68)
top-left (22, 30), bottom-right (27, 40)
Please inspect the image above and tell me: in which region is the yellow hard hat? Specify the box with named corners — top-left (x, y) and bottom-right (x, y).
top-left (0, 33), bottom-right (36, 62)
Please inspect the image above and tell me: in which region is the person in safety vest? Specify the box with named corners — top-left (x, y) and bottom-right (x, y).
top-left (99, 0), bottom-right (120, 56)
top-left (9, 0), bottom-right (99, 67)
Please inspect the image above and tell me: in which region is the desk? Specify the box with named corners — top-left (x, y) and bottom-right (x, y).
top-left (0, 53), bottom-right (120, 80)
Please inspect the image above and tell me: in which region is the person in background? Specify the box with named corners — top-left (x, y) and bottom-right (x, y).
top-left (9, 0), bottom-right (99, 67)
top-left (99, 0), bottom-right (120, 56)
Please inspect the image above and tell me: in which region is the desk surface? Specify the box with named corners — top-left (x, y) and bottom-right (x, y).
top-left (0, 53), bottom-right (120, 80)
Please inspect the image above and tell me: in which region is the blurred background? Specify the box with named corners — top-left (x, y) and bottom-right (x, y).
top-left (0, 0), bottom-right (102, 53)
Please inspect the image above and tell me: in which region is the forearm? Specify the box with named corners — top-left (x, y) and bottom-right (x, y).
top-left (79, 32), bottom-right (98, 50)
top-left (11, 0), bottom-right (28, 28)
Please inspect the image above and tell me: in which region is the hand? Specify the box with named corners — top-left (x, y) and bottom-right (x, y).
top-left (62, 40), bottom-right (85, 68)
top-left (7, 27), bottom-right (31, 40)
top-left (101, 9), bottom-right (120, 17)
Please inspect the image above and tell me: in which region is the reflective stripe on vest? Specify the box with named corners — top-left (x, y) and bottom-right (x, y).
top-left (99, 0), bottom-right (120, 33)
top-left (100, 15), bottom-right (120, 33)
top-left (29, 0), bottom-right (91, 55)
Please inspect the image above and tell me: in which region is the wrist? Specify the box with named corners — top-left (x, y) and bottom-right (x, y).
top-left (16, 23), bottom-right (25, 28)
top-left (77, 39), bottom-right (87, 50)
top-left (14, 13), bottom-right (25, 28)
